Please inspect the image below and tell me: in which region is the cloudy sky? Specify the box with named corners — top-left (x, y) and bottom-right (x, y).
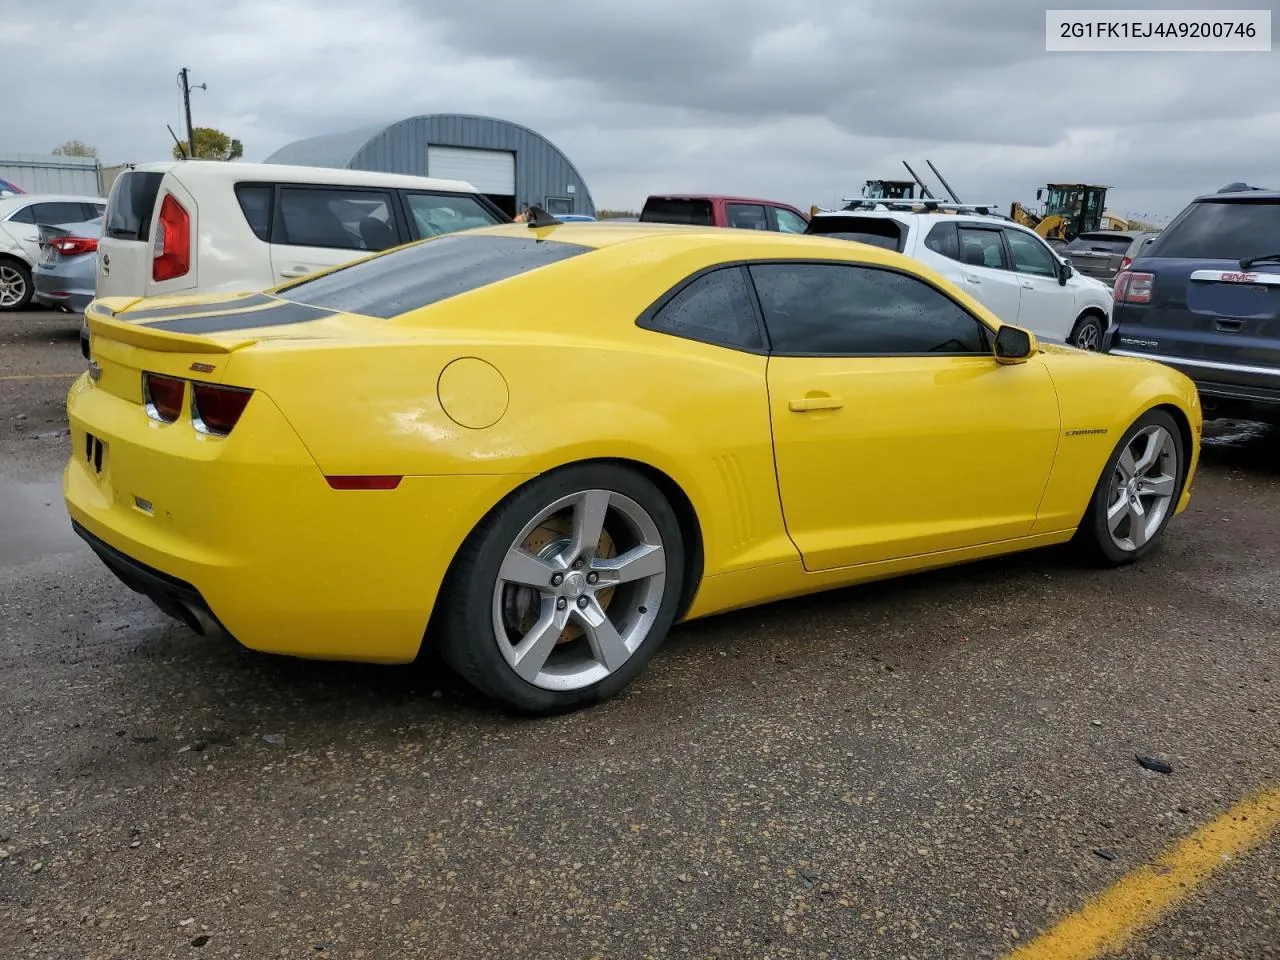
top-left (3, 0), bottom-right (1277, 220)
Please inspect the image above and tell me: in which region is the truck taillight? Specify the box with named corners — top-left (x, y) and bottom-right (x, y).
top-left (1118, 256), bottom-right (1133, 271)
top-left (1113, 270), bottom-right (1154, 304)
top-left (50, 236), bottom-right (99, 256)
top-left (143, 373), bottom-right (185, 423)
top-left (191, 383), bottom-right (253, 436)
top-left (152, 194), bottom-right (190, 282)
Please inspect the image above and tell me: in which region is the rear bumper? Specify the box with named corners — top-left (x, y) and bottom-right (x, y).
top-left (73, 521), bottom-right (230, 640)
top-left (33, 264), bottom-right (95, 313)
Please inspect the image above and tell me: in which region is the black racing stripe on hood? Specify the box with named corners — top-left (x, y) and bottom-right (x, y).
top-left (147, 301), bottom-right (338, 334)
top-left (124, 293), bottom-right (278, 321)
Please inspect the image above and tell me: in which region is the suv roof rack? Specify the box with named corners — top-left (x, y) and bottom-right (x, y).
top-left (832, 198), bottom-right (1011, 219)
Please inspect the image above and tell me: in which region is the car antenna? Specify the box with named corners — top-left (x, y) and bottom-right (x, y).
top-left (523, 204), bottom-right (561, 228)
top-left (167, 123), bottom-right (189, 159)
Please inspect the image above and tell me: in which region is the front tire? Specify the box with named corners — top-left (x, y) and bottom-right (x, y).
top-left (436, 463), bottom-right (685, 714)
top-left (1074, 409), bottom-right (1185, 566)
top-left (1070, 312), bottom-right (1105, 351)
top-left (0, 260), bottom-right (34, 311)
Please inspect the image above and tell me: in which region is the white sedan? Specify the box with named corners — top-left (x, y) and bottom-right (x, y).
top-left (0, 193), bottom-right (106, 311)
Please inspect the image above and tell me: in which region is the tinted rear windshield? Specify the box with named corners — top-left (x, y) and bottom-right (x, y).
top-left (104, 171), bottom-right (164, 241)
top-left (1065, 233), bottom-right (1134, 253)
top-left (804, 215), bottom-right (906, 252)
top-left (278, 234), bottom-right (593, 318)
top-left (640, 198), bottom-right (715, 226)
top-left (1150, 199), bottom-right (1280, 260)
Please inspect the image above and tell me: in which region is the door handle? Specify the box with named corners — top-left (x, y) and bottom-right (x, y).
top-left (963, 274), bottom-right (982, 284)
top-left (280, 268), bottom-right (311, 278)
top-left (789, 395), bottom-right (844, 412)
top-left (1215, 318), bottom-right (1244, 332)
top-left (1021, 280), bottom-right (1035, 289)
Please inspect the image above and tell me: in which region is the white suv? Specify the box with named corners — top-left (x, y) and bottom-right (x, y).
top-left (807, 203), bottom-right (1114, 350)
top-left (95, 161), bottom-right (508, 303)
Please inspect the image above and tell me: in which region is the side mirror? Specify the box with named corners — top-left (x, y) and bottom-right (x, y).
top-left (994, 324), bottom-right (1037, 364)
top-left (1057, 259), bottom-right (1072, 286)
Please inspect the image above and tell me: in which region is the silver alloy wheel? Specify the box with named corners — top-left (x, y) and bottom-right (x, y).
top-left (1074, 320), bottom-right (1101, 351)
top-left (1106, 424), bottom-right (1178, 551)
top-left (491, 488), bottom-right (667, 691)
top-left (0, 264), bottom-right (26, 307)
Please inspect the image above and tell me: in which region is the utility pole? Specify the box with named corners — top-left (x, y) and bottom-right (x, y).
top-left (178, 68), bottom-right (206, 159)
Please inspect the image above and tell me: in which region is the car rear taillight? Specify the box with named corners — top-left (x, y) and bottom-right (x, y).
top-left (1113, 270), bottom-right (1154, 304)
top-left (50, 236), bottom-right (99, 256)
top-left (191, 383), bottom-right (253, 436)
top-left (143, 373), bottom-right (185, 423)
top-left (1119, 256), bottom-right (1133, 271)
top-left (152, 193), bottom-right (191, 282)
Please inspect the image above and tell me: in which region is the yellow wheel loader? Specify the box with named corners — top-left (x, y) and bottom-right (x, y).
top-left (1009, 183), bottom-right (1111, 243)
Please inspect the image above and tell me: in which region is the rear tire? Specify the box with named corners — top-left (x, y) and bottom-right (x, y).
top-left (1070, 312), bottom-right (1105, 351)
top-left (0, 259), bottom-right (33, 312)
top-left (435, 463), bottom-right (685, 714)
top-left (1074, 409), bottom-right (1185, 566)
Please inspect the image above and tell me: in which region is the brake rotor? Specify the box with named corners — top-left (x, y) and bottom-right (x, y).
top-left (509, 512), bottom-right (617, 644)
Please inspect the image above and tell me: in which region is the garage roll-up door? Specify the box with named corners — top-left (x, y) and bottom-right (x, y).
top-left (427, 146), bottom-right (516, 195)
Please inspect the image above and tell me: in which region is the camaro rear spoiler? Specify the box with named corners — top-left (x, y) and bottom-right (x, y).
top-left (85, 298), bottom-right (245, 354)
top-left (84, 293), bottom-right (360, 354)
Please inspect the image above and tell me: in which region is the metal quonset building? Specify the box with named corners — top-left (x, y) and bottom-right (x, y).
top-left (263, 115), bottom-right (595, 219)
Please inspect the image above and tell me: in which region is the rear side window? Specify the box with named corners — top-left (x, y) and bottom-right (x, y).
top-left (640, 198), bottom-right (715, 226)
top-left (105, 171), bottom-right (163, 241)
top-left (405, 192), bottom-right (503, 238)
top-left (235, 183), bottom-right (272, 242)
top-left (1150, 199), bottom-right (1280, 260)
top-left (279, 234), bottom-right (592, 318)
top-left (726, 203), bottom-right (769, 231)
top-left (804, 215), bottom-right (906, 252)
top-left (277, 187), bottom-right (399, 252)
top-left (29, 202), bottom-right (91, 226)
top-left (30, 201), bottom-right (94, 225)
top-left (6, 205), bottom-right (36, 224)
top-left (923, 220), bottom-right (959, 260)
top-left (749, 262), bottom-right (990, 356)
top-left (639, 267), bottom-right (762, 351)
top-left (958, 227), bottom-right (1009, 269)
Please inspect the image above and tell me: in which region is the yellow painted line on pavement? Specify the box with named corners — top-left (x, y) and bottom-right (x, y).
top-left (1003, 785), bottom-right (1280, 960)
top-left (0, 372), bottom-right (83, 382)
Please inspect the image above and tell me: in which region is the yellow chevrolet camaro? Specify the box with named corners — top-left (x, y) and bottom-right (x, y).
top-left (65, 221), bottom-right (1202, 713)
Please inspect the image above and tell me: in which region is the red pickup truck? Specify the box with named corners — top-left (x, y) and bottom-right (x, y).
top-left (639, 194), bottom-right (810, 233)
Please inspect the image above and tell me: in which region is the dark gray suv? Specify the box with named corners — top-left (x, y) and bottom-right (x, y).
top-left (1106, 186), bottom-right (1280, 422)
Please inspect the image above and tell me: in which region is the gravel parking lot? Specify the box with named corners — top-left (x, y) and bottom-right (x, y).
top-left (2, 309), bottom-right (1277, 960)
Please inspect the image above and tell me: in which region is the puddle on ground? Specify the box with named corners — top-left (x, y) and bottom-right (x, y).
top-left (1202, 420), bottom-right (1271, 449)
top-left (0, 477), bottom-right (81, 568)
